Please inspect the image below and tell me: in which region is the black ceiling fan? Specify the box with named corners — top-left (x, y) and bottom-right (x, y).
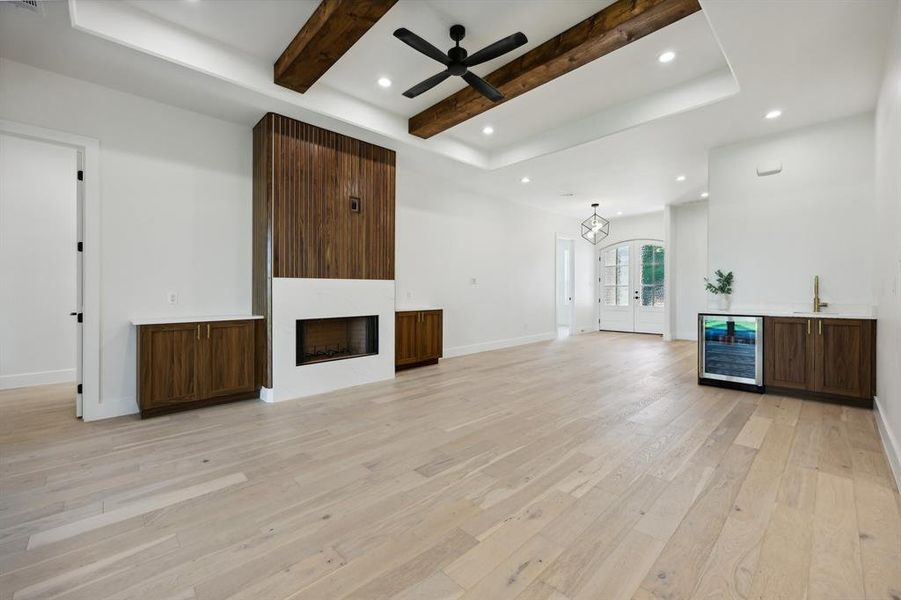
top-left (393, 25), bottom-right (527, 101)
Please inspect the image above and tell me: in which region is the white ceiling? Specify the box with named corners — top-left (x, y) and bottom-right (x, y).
top-left (101, 0), bottom-right (734, 154)
top-left (124, 0), bottom-right (319, 61)
top-left (0, 0), bottom-right (896, 219)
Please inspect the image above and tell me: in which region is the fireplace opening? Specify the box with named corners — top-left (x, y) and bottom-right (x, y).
top-left (296, 316), bottom-right (378, 366)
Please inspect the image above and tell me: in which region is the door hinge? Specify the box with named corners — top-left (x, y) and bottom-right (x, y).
top-left (77, 170), bottom-right (84, 181)
top-left (77, 241), bottom-right (83, 252)
top-left (77, 313), bottom-right (83, 323)
top-left (77, 383), bottom-right (82, 394)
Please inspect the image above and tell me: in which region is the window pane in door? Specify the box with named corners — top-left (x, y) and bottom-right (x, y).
top-left (604, 266), bottom-right (617, 285)
top-left (639, 244), bottom-right (664, 307)
top-left (653, 284), bottom-right (665, 307)
top-left (603, 249), bottom-right (617, 267)
top-left (616, 265), bottom-right (629, 286)
top-left (603, 287), bottom-right (615, 306)
top-left (616, 286), bottom-right (629, 306)
top-left (617, 245), bottom-right (629, 265)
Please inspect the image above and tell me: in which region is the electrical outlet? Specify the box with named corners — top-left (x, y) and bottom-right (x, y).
top-left (470, 277), bottom-right (478, 285)
top-left (167, 291), bottom-right (178, 305)
top-left (406, 291), bottom-right (412, 300)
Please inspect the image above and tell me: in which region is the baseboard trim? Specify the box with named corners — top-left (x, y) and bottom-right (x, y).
top-left (874, 394), bottom-right (901, 492)
top-left (444, 331), bottom-right (557, 358)
top-left (0, 369), bottom-right (76, 390)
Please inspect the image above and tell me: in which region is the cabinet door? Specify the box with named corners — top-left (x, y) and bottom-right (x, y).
top-left (418, 310), bottom-right (443, 360)
top-left (138, 323), bottom-right (201, 408)
top-left (764, 317), bottom-right (813, 390)
top-left (813, 319), bottom-right (873, 399)
top-left (395, 312), bottom-right (420, 366)
top-left (201, 320), bottom-right (256, 399)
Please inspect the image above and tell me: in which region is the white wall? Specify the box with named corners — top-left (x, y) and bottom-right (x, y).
top-left (671, 201), bottom-right (708, 340)
top-left (874, 1), bottom-right (901, 488)
top-left (0, 135), bottom-right (78, 389)
top-left (395, 167), bottom-right (598, 355)
top-left (708, 113), bottom-right (876, 314)
top-left (0, 59), bottom-right (252, 418)
top-left (602, 211), bottom-right (664, 247)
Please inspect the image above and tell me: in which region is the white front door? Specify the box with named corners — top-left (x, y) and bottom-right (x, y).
top-left (598, 239), bottom-right (665, 334)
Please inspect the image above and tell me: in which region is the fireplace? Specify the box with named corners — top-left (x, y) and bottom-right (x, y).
top-left (296, 316), bottom-right (378, 366)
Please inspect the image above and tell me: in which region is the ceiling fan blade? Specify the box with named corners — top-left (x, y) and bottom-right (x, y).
top-left (463, 32), bottom-right (527, 67)
top-left (403, 70), bottom-right (452, 98)
top-left (462, 71), bottom-right (503, 102)
top-left (393, 28), bottom-right (450, 65)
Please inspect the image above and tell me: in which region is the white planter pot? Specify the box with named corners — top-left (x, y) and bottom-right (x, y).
top-left (716, 294), bottom-right (731, 310)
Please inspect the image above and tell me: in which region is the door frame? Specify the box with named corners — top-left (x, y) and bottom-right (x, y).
top-left (597, 238), bottom-right (665, 334)
top-left (555, 234), bottom-right (575, 335)
top-left (1, 119), bottom-right (101, 420)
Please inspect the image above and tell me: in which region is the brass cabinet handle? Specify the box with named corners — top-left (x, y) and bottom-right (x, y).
top-left (807, 319), bottom-right (811, 335)
top-left (196, 324), bottom-right (200, 340)
top-left (819, 320), bottom-right (823, 335)
top-left (207, 324), bottom-right (211, 338)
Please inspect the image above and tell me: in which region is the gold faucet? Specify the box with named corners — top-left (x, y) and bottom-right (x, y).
top-left (813, 275), bottom-right (828, 312)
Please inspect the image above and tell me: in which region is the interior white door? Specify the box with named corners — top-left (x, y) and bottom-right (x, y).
top-left (556, 238), bottom-right (574, 331)
top-left (599, 239), bottom-right (665, 334)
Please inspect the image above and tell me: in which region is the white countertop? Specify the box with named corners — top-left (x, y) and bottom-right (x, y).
top-left (395, 306), bottom-right (442, 312)
top-left (131, 315), bottom-right (264, 326)
top-left (702, 309), bottom-right (875, 320)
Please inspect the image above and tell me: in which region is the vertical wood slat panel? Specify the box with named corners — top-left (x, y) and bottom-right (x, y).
top-left (262, 113), bottom-right (394, 280)
top-left (251, 115), bottom-right (273, 388)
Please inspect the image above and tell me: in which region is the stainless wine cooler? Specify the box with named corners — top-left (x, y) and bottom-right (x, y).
top-left (698, 314), bottom-right (764, 392)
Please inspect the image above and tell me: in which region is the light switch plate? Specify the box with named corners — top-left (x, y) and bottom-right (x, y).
top-left (167, 291), bottom-right (178, 305)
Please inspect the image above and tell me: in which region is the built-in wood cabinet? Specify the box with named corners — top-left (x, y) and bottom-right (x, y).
top-left (137, 319), bottom-right (258, 418)
top-left (395, 310), bottom-right (443, 370)
top-left (764, 317), bottom-right (815, 391)
top-left (764, 316), bottom-right (875, 405)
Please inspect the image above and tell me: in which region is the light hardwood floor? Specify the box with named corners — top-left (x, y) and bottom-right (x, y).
top-left (1, 332), bottom-right (899, 600)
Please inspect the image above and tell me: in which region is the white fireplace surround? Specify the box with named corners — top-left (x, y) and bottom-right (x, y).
top-left (265, 278), bottom-right (396, 403)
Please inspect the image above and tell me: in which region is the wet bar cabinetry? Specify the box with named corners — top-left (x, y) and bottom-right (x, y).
top-left (764, 316), bottom-right (875, 407)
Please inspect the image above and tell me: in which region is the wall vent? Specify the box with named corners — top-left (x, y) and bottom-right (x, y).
top-left (4, 0), bottom-right (44, 15)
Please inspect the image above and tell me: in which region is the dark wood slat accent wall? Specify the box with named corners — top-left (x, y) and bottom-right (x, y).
top-left (262, 113), bottom-right (395, 279)
top-left (252, 112), bottom-right (396, 387)
top-left (252, 116), bottom-right (273, 388)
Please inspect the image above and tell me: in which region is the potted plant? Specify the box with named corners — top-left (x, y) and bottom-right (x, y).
top-left (705, 269), bottom-right (734, 310)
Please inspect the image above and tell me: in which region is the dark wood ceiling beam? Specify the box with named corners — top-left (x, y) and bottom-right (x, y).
top-left (275, 0), bottom-right (398, 94)
top-left (408, 0), bottom-right (702, 139)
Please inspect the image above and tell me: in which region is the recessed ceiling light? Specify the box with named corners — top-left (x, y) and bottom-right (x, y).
top-left (700, 191), bottom-right (709, 199)
top-left (657, 50), bottom-right (676, 64)
top-left (617, 211), bottom-right (623, 216)
top-left (377, 77), bottom-right (392, 88)
top-left (520, 176), bottom-right (531, 184)
top-left (765, 109), bottom-right (782, 120)
top-left (559, 192), bottom-right (574, 197)
top-left (675, 175), bottom-right (686, 182)
top-left (482, 125), bottom-right (494, 135)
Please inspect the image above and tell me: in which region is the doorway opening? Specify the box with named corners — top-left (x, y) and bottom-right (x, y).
top-left (0, 129), bottom-right (86, 417)
top-left (598, 238), bottom-right (665, 334)
top-left (556, 236), bottom-right (575, 338)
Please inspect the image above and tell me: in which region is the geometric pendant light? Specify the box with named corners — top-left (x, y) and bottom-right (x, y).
top-left (581, 202), bottom-right (609, 245)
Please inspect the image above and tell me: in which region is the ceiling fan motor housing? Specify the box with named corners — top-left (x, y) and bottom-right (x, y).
top-left (450, 24), bottom-right (465, 42)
